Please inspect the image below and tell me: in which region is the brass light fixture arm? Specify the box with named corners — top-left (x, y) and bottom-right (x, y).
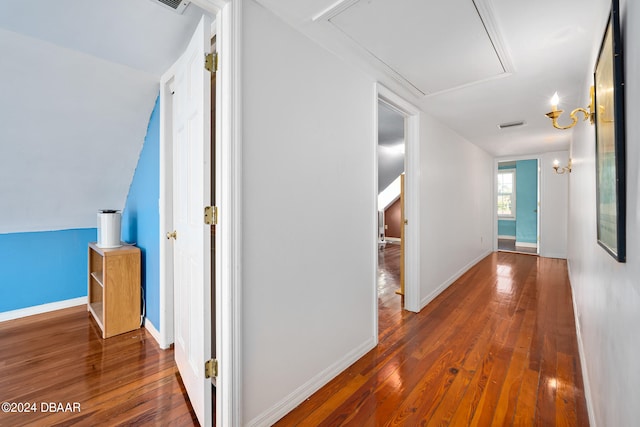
top-left (545, 86), bottom-right (595, 130)
top-left (545, 107), bottom-right (592, 130)
top-left (553, 158), bottom-right (572, 174)
top-left (553, 165), bottom-right (571, 174)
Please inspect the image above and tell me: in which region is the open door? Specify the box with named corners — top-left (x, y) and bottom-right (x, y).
top-left (170, 15), bottom-right (213, 426)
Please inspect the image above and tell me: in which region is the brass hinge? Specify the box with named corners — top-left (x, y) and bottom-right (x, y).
top-left (205, 52), bottom-right (218, 73)
top-left (205, 359), bottom-right (218, 378)
top-left (204, 206), bottom-right (218, 225)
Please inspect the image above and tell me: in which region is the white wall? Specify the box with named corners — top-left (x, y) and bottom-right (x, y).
top-left (240, 1), bottom-right (496, 423)
top-left (418, 114), bottom-right (494, 308)
top-left (241, 1), bottom-right (376, 424)
top-left (567, 1), bottom-right (640, 425)
top-left (540, 151), bottom-right (570, 258)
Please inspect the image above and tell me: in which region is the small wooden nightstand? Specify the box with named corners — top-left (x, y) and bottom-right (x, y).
top-left (87, 242), bottom-right (141, 338)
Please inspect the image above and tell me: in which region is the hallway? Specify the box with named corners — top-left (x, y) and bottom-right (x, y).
top-left (276, 251), bottom-right (589, 425)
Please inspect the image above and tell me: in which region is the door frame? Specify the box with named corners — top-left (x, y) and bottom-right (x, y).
top-left (158, 0), bottom-right (242, 425)
top-left (375, 84), bottom-right (421, 313)
top-left (493, 155), bottom-right (541, 255)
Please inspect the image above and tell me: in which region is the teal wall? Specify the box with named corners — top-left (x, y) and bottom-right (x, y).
top-left (498, 220), bottom-right (516, 236)
top-left (497, 160), bottom-right (537, 243)
top-left (0, 228), bottom-right (96, 312)
top-left (515, 160), bottom-right (538, 244)
top-left (121, 96), bottom-right (160, 328)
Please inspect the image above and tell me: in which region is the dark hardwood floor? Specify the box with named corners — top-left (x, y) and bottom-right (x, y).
top-left (1, 248), bottom-right (588, 426)
top-left (0, 307), bottom-right (198, 426)
top-left (276, 248), bottom-right (589, 426)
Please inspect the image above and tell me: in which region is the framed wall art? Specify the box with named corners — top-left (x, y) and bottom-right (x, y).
top-left (594, 0), bottom-right (626, 262)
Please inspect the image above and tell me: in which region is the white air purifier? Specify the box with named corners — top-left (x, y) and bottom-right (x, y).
top-left (97, 210), bottom-right (122, 248)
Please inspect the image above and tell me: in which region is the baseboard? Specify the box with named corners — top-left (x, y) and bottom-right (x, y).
top-left (497, 235), bottom-right (516, 240)
top-left (567, 261), bottom-right (597, 427)
top-left (0, 296), bottom-right (87, 323)
top-left (246, 336), bottom-right (377, 426)
top-left (539, 252), bottom-right (567, 259)
top-left (420, 250), bottom-right (492, 310)
top-left (515, 241), bottom-right (537, 248)
top-left (144, 318), bottom-right (166, 348)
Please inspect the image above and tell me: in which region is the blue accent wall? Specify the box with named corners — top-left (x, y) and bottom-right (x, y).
top-left (515, 160), bottom-right (538, 243)
top-left (498, 220), bottom-right (516, 236)
top-left (121, 96), bottom-right (160, 328)
top-left (0, 228), bottom-right (96, 312)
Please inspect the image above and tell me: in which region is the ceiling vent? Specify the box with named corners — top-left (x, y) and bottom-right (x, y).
top-left (497, 121), bottom-right (526, 129)
top-left (152, 0), bottom-right (190, 14)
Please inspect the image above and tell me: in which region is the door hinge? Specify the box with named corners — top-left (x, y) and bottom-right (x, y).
top-left (204, 206), bottom-right (218, 225)
top-left (205, 52), bottom-right (218, 73)
top-left (205, 359), bottom-right (218, 378)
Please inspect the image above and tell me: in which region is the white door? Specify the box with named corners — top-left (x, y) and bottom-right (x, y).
top-left (172, 15), bottom-right (213, 427)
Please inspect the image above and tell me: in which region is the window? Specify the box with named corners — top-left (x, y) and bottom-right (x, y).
top-left (497, 169), bottom-right (516, 218)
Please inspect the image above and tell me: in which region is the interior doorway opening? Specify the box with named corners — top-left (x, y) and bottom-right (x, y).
top-left (377, 100), bottom-right (406, 332)
top-left (496, 159), bottom-right (540, 256)
top-left (375, 84), bottom-right (421, 318)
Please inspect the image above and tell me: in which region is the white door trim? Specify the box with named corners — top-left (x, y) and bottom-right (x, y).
top-left (159, 0), bottom-right (241, 426)
top-left (376, 83), bottom-right (421, 313)
top-left (212, 1), bottom-right (243, 425)
top-left (159, 68), bottom-right (176, 351)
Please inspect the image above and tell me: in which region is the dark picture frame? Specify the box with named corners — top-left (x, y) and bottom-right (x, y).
top-left (594, 0), bottom-right (626, 262)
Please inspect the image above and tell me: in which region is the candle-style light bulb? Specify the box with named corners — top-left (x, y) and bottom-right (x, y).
top-left (550, 92), bottom-right (559, 111)
top-left (553, 159), bottom-right (560, 167)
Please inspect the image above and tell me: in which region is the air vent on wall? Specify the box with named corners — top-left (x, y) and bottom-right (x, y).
top-left (497, 121), bottom-right (526, 129)
top-left (152, 0), bottom-right (190, 14)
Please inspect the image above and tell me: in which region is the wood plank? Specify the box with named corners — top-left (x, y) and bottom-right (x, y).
top-left (1, 250), bottom-right (588, 426)
top-left (0, 306), bottom-right (197, 427)
top-left (331, 263), bottom-right (499, 426)
top-left (276, 251), bottom-right (589, 426)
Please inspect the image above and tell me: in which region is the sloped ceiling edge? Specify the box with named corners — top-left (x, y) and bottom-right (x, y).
top-left (0, 28), bottom-right (159, 233)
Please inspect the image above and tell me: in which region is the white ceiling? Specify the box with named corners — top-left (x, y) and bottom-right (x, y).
top-left (0, 0), bottom-right (616, 232)
top-left (330, 0), bottom-right (507, 95)
top-left (378, 101), bottom-right (405, 192)
top-left (257, 0), bottom-right (612, 156)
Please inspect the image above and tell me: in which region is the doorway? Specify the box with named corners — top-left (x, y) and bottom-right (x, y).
top-left (375, 85), bottom-right (420, 315)
top-left (377, 100), bottom-right (405, 327)
top-left (496, 159), bottom-right (539, 255)
top-left (158, 2), bottom-right (242, 426)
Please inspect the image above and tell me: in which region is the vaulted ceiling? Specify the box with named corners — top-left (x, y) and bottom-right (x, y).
top-left (378, 101), bottom-right (405, 192)
top-left (0, 0), bottom-right (207, 233)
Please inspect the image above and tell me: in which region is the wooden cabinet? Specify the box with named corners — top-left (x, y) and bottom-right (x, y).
top-left (88, 242), bottom-right (141, 338)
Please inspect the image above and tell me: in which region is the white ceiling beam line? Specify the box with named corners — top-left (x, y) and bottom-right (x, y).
top-left (312, 0), bottom-right (360, 22)
top-left (473, 0), bottom-right (515, 74)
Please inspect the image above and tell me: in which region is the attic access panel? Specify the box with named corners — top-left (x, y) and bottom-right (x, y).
top-left (329, 0), bottom-right (507, 95)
